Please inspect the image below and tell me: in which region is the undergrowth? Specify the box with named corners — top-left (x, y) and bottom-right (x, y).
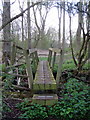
top-left (53, 59), bottom-right (90, 73)
top-left (16, 78), bottom-right (90, 120)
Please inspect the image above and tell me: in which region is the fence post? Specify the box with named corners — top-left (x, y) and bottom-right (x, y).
top-left (56, 49), bottom-right (63, 88)
top-left (48, 49), bottom-right (52, 67)
top-left (34, 51), bottom-right (39, 67)
top-left (52, 52), bottom-right (56, 70)
top-left (24, 49), bottom-right (33, 89)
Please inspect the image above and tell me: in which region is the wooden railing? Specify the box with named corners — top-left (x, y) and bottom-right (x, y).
top-left (11, 44), bottom-right (61, 90)
top-left (48, 48), bottom-right (61, 70)
top-left (11, 42), bottom-right (39, 89)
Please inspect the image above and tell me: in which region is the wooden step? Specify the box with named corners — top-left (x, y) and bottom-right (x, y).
top-left (33, 61), bottom-right (56, 91)
top-left (32, 94), bottom-right (58, 105)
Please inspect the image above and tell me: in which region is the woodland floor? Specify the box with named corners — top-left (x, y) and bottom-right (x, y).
top-left (2, 71), bottom-right (90, 120)
top-left (1, 50), bottom-right (90, 120)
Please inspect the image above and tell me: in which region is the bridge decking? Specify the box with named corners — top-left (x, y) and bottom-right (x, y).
top-left (33, 61), bottom-right (56, 91)
top-left (33, 61), bottom-right (58, 105)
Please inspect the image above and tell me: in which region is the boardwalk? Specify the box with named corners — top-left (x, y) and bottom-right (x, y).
top-left (32, 61), bottom-right (58, 105)
top-left (33, 61), bottom-right (56, 91)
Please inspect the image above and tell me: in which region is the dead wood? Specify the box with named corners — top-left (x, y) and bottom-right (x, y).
top-left (12, 85), bottom-right (31, 91)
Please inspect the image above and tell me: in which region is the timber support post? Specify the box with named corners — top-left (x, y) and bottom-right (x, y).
top-left (24, 49), bottom-right (33, 89)
top-left (56, 49), bottom-right (63, 88)
top-left (48, 48), bottom-right (62, 89)
top-left (48, 49), bottom-right (52, 67)
top-left (11, 42), bottom-right (16, 65)
top-left (52, 52), bottom-right (56, 70)
top-left (34, 51), bottom-right (39, 66)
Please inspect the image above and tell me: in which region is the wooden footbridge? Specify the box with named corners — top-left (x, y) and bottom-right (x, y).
top-left (11, 43), bottom-right (61, 105)
top-left (33, 60), bottom-right (58, 105)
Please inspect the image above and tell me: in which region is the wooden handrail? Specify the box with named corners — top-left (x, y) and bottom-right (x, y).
top-left (49, 48), bottom-right (61, 53)
top-left (48, 48), bottom-right (61, 69)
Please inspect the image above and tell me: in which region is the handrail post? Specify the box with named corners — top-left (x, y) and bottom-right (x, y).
top-left (56, 49), bottom-right (63, 89)
top-left (48, 49), bottom-right (52, 67)
top-left (24, 49), bottom-right (33, 89)
top-left (52, 52), bottom-right (56, 70)
top-left (32, 52), bottom-right (37, 71)
top-left (34, 51), bottom-right (39, 67)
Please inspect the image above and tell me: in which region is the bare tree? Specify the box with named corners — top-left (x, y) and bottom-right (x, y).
top-left (56, 2), bottom-right (65, 87)
top-left (67, 1), bottom-right (90, 70)
top-left (0, 2), bottom-right (41, 31)
top-left (32, 1), bottom-right (52, 48)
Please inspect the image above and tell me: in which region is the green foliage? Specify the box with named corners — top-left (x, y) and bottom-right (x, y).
top-left (53, 64), bottom-right (58, 73)
top-left (18, 64), bottom-right (26, 74)
top-left (2, 73), bottom-right (15, 90)
top-left (31, 57), bottom-right (48, 73)
top-left (0, 64), bottom-right (6, 72)
top-left (39, 57), bottom-right (48, 61)
top-left (2, 102), bottom-right (12, 118)
top-left (62, 59), bottom-right (76, 70)
top-left (53, 59), bottom-right (89, 73)
top-left (2, 103), bottom-right (12, 113)
top-left (17, 79), bottom-right (90, 120)
top-left (64, 47), bottom-right (71, 53)
top-left (17, 99), bottom-right (48, 120)
top-left (83, 62), bottom-right (90, 69)
top-left (53, 59), bottom-right (76, 73)
top-left (49, 78), bottom-right (90, 120)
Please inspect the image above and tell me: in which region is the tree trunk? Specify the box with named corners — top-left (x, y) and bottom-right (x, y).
top-left (2, 0), bottom-right (11, 65)
top-left (58, 2), bottom-right (62, 49)
top-left (27, 0), bottom-right (31, 49)
top-left (69, 14), bottom-right (77, 67)
top-left (21, 12), bottom-right (33, 89)
top-left (56, 2), bottom-right (65, 88)
top-left (32, 2), bottom-right (50, 49)
top-left (76, 1), bottom-right (83, 52)
top-left (62, 2), bottom-right (65, 58)
top-left (87, 2), bottom-right (90, 62)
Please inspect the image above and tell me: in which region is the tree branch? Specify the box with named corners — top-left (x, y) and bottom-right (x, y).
top-left (0, 2), bottom-right (41, 31)
top-left (12, 84), bottom-right (31, 91)
top-left (33, 4), bottom-right (40, 33)
top-left (69, 15), bottom-right (77, 66)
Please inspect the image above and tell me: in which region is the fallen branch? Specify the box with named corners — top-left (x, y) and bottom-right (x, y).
top-left (2, 72), bottom-right (29, 78)
top-left (63, 70), bottom-right (90, 84)
top-left (16, 55), bottom-right (24, 62)
top-left (12, 85), bottom-right (31, 91)
top-left (3, 100), bottom-right (12, 109)
top-left (6, 63), bottom-right (25, 69)
top-left (71, 75), bottom-right (90, 84)
top-left (4, 98), bottom-right (22, 101)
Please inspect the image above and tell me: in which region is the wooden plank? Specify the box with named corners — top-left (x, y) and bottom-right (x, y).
top-left (24, 50), bottom-right (33, 89)
top-left (32, 94), bottom-right (58, 105)
top-left (49, 48), bottom-right (61, 53)
top-left (32, 60), bottom-right (58, 105)
top-left (33, 61), bottom-right (56, 91)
